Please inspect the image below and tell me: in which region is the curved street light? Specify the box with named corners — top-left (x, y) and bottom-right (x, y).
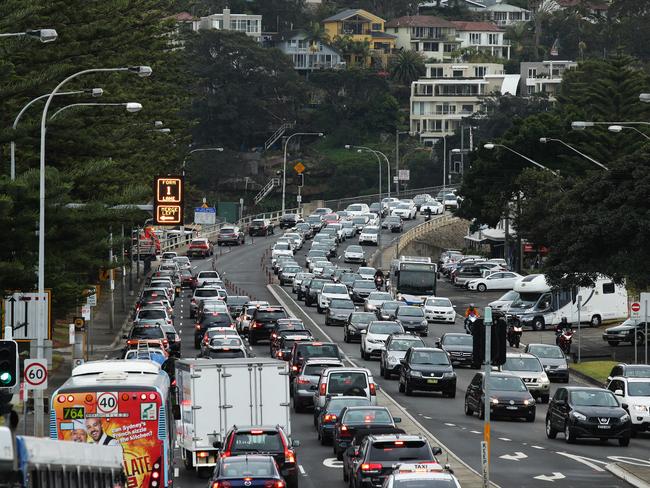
top-left (345, 145), bottom-right (383, 247)
top-left (538, 137), bottom-right (609, 171)
top-left (0, 29), bottom-right (58, 43)
top-left (49, 102), bottom-right (142, 120)
top-left (484, 143), bottom-right (560, 177)
top-left (608, 125), bottom-right (650, 141)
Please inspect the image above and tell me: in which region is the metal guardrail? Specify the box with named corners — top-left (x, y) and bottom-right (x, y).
top-left (323, 185), bottom-right (452, 211)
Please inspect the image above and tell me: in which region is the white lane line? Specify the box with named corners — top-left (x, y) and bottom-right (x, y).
top-left (531, 445), bottom-right (545, 450)
top-left (470, 430), bottom-right (481, 434)
top-left (298, 465), bottom-right (306, 476)
top-left (423, 416), bottom-right (432, 419)
top-left (498, 438), bottom-right (511, 442)
top-left (444, 423), bottom-right (456, 427)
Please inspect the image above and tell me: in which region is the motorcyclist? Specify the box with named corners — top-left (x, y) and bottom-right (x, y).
top-left (555, 317), bottom-right (570, 335)
top-left (464, 304), bottom-right (480, 318)
top-left (425, 207), bottom-right (432, 221)
top-left (374, 269), bottom-right (385, 291)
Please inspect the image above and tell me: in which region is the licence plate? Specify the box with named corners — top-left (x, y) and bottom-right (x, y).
top-left (597, 425), bottom-right (611, 429)
top-left (427, 379), bottom-right (438, 384)
top-left (506, 406), bottom-right (518, 410)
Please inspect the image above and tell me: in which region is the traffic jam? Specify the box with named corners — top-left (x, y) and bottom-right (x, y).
top-left (52, 192), bottom-right (650, 488)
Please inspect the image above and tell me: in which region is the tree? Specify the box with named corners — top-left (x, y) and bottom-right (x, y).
top-left (389, 50), bottom-right (425, 88)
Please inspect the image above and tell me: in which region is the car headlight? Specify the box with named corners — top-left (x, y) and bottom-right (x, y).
top-left (524, 399), bottom-right (535, 406)
top-left (491, 398), bottom-right (499, 405)
top-left (442, 372), bottom-right (455, 378)
top-left (410, 371), bottom-right (422, 378)
top-left (633, 404), bottom-right (649, 413)
top-left (387, 355), bottom-right (399, 364)
top-left (620, 413), bottom-right (630, 422)
top-left (366, 304), bottom-right (376, 310)
top-left (369, 338), bottom-right (383, 344)
top-left (540, 373), bottom-right (549, 383)
top-left (421, 320), bottom-right (428, 326)
top-left (571, 411), bottom-right (587, 421)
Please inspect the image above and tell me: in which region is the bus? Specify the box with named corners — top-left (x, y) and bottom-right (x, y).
top-left (0, 426), bottom-right (124, 487)
top-left (392, 256), bottom-right (438, 304)
top-left (50, 360), bottom-right (175, 488)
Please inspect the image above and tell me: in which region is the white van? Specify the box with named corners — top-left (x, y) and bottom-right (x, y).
top-left (507, 274), bottom-right (627, 330)
top-left (345, 203), bottom-right (370, 217)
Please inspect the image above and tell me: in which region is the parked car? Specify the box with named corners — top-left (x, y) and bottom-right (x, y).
top-left (249, 218), bottom-right (274, 236)
top-left (489, 290), bottom-right (520, 312)
top-left (465, 372), bottom-right (536, 422)
top-left (524, 343), bottom-right (569, 383)
top-left (603, 318), bottom-right (648, 347)
top-left (217, 226), bottom-right (245, 246)
top-left (380, 334), bottom-right (426, 379)
top-left (187, 238), bottom-right (214, 258)
top-left (545, 387), bottom-right (631, 446)
top-left (468, 271), bottom-right (523, 292)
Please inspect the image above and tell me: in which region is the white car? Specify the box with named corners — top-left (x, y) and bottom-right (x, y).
top-left (443, 194), bottom-right (459, 209)
top-left (360, 321), bottom-right (405, 360)
top-left (467, 271), bottom-right (523, 292)
top-left (271, 241), bottom-right (293, 264)
top-left (345, 203), bottom-right (370, 217)
top-left (327, 223), bottom-right (346, 242)
top-left (423, 297), bottom-right (456, 323)
top-left (344, 245), bottom-right (366, 264)
top-left (357, 267), bottom-right (376, 281)
top-left (313, 207), bottom-right (333, 216)
top-left (608, 376), bottom-right (650, 435)
top-left (420, 200), bottom-right (444, 215)
top-left (195, 271), bottom-right (220, 288)
top-left (359, 226), bottom-right (380, 245)
top-left (341, 220), bottom-right (357, 239)
top-left (489, 290), bottom-right (520, 312)
top-left (391, 202), bottom-right (417, 220)
top-left (317, 283), bottom-right (351, 313)
top-left (310, 258), bottom-right (330, 274)
top-left (173, 256), bottom-right (191, 270)
top-left (283, 232), bottom-right (303, 250)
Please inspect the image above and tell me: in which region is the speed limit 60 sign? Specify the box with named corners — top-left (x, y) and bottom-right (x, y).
top-left (24, 359), bottom-right (48, 390)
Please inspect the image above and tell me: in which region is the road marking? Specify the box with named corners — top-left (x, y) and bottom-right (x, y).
top-left (555, 452), bottom-right (607, 472)
top-left (298, 465), bottom-right (307, 475)
top-left (323, 458), bottom-right (343, 469)
top-left (499, 452), bottom-right (527, 461)
top-left (470, 430), bottom-right (481, 434)
top-left (444, 423), bottom-right (456, 427)
top-left (174, 467), bottom-right (180, 478)
top-left (498, 437), bottom-right (511, 442)
top-left (423, 415), bottom-right (432, 419)
top-left (531, 445), bottom-right (545, 450)
top-left (606, 456), bottom-right (650, 467)
top-left (534, 472), bottom-right (565, 482)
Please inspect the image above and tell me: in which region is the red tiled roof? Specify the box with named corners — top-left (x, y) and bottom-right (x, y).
top-left (172, 12), bottom-right (197, 21)
top-left (451, 21), bottom-right (503, 32)
top-left (386, 15), bottom-right (456, 29)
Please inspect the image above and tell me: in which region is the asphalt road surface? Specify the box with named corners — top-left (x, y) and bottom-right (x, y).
top-left (170, 213), bottom-right (650, 488)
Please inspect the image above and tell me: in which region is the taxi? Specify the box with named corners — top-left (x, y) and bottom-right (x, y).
top-left (381, 463), bottom-right (461, 488)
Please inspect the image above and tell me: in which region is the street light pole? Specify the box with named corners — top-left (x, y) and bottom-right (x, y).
top-left (35, 65), bottom-right (151, 436)
top-left (443, 136), bottom-right (447, 192)
top-left (395, 130), bottom-right (409, 196)
top-left (0, 29), bottom-right (58, 42)
top-left (282, 132), bottom-right (323, 216)
top-left (484, 143), bottom-right (561, 177)
top-left (608, 125), bottom-right (650, 141)
top-left (346, 145), bottom-right (382, 248)
top-left (49, 102), bottom-right (142, 120)
top-left (538, 137), bottom-right (609, 171)
top-left (367, 149), bottom-right (391, 198)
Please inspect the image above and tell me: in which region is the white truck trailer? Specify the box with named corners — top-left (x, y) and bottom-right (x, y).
top-left (176, 357), bottom-right (291, 473)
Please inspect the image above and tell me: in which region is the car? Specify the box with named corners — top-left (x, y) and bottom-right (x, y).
top-left (398, 347), bottom-right (456, 397)
top-left (382, 215), bottom-right (403, 233)
top-left (318, 283), bottom-right (352, 313)
top-left (215, 425), bottom-right (300, 488)
top-left (325, 298), bottom-right (356, 326)
top-left (161, 323), bottom-right (181, 357)
top-left (545, 387), bottom-right (631, 446)
top-left (465, 371), bottom-right (536, 421)
top-left (346, 434), bottom-right (437, 487)
top-left (420, 200), bottom-right (444, 215)
top-left (190, 287), bottom-right (223, 318)
top-left (607, 376), bottom-right (650, 436)
top-left (249, 218), bottom-right (274, 236)
top-left (279, 265), bottom-right (302, 286)
top-left (314, 367), bottom-right (377, 411)
top-left (383, 462), bottom-right (461, 488)
top-left (173, 256), bottom-right (191, 271)
top-left (451, 265), bottom-right (488, 288)
top-left (360, 321), bottom-right (404, 360)
top-left (179, 269), bottom-right (195, 288)
top-left (327, 223), bottom-right (346, 243)
top-left (272, 241), bottom-right (294, 263)
top-left (340, 272), bottom-right (362, 290)
top-left (225, 295), bottom-right (250, 316)
top-left (306, 249), bottom-right (328, 267)
top-left (274, 332), bottom-right (314, 361)
top-left (304, 278), bottom-right (329, 307)
top-left (488, 290), bottom-right (520, 312)
top-left (306, 215), bottom-right (324, 231)
top-left (235, 301), bottom-right (269, 333)
top-left (351, 216), bottom-right (370, 233)
top-left (194, 311), bottom-right (235, 348)
top-left (359, 226), bottom-right (380, 245)
top-left (442, 194), bottom-right (459, 210)
top-left (124, 324), bottom-right (168, 352)
top-left (197, 297), bottom-right (230, 320)
top-left (280, 213), bottom-right (302, 229)
top-left (201, 335), bottom-right (250, 359)
top-left (142, 285), bottom-right (173, 305)
top-left (341, 220), bottom-right (357, 239)
top-left (344, 245), bottom-right (366, 265)
top-left (423, 297), bottom-right (456, 323)
top-left (313, 207), bottom-right (333, 215)
top-left (351, 280), bottom-right (377, 304)
top-left (217, 225), bottom-right (245, 246)
top-left (345, 203), bottom-right (370, 217)
top-left (316, 396), bottom-right (372, 445)
top-left (249, 306), bottom-right (289, 345)
top-left (468, 272), bottom-right (523, 292)
top-left (394, 306), bottom-right (428, 336)
top-left (270, 320), bottom-right (308, 355)
top-left (209, 455), bottom-right (286, 488)
top-left (368, 202), bottom-right (386, 218)
top-left (608, 363), bottom-right (650, 381)
top-left (436, 333), bottom-right (474, 367)
top-left (160, 251), bottom-right (177, 261)
top-left (380, 334), bottom-right (426, 379)
top-left (289, 341), bottom-right (342, 384)
top-left (187, 238), bottom-right (214, 258)
top-left (524, 343), bottom-right (569, 382)
top-left (391, 202), bottom-right (416, 220)
top-left (502, 353), bottom-right (551, 402)
top-left (412, 194), bottom-right (433, 210)
top-left (357, 267), bottom-right (377, 281)
top-left (436, 189), bottom-right (456, 202)
top-left (195, 270), bottom-right (220, 288)
top-left (133, 306), bottom-right (172, 328)
top-left (344, 312), bottom-right (377, 343)
top-left (292, 272), bottom-right (314, 294)
top-left (333, 408), bottom-right (402, 461)
top-left (283, 232), bottom-right (304, 251)
top-left (295, 221), bottom-right (313, 238)
top-left (364, 292), bottom-right (392, 313)
top-left (123, 346), bottom-right (168, 364)
top-left (376, 301), bottom-right (401, 320)
top-left (322, 213), bottom-right (340, 225)
top-left (293, 358), bottom-right (345, 412)
top-left (603, 318), bottom-right (648, 347)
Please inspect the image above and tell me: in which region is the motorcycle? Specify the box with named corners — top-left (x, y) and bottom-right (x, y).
top-left (374, 276), bottom-right (385, 291)
top-left (507, 324), bottom-right (523, 348)
top-left (464, 314), bottom-right (478, 335)
top-left (556, 328), bottom-right (574, 354)
top-left (424, 210), bottom-right (432, 222)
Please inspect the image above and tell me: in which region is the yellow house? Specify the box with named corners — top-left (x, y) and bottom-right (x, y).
top-left (322, 9), bottom-right (396, 67)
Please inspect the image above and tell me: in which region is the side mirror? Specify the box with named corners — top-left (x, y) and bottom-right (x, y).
top-left (622, 403), bottom-right (629, 410)
top-left (213, 440), bottom-right (222, 449)
top-left (400, 359), bottom-right (406, 365)
top-left (172, 404), bottom-right (181, 421)
top-left (292, 439), bottom-right (300, 447)
top-left (435, 341), bottom-right (441, 348)
top-left (122, 334), bottom-right (128, 339)
top-left (360, 330), bottom-right (367, 334)
top-left (432, 447), bottom-right (443, 456)
top-left (555, 399), bottom-right (565, 406)
top-left (614, 389), bottom-right (624, 396)
top-left (393, 417), bottom-right (401, 423)
top-left (452, 305), bottom-right (457, 308)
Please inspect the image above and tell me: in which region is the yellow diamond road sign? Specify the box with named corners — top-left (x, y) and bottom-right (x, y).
top-left (294, 162), bottom-right (305, 174)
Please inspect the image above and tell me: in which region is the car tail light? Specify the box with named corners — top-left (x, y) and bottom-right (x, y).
top-left (324, 414), bottom-right (337, 422)
top-left (203, 336), bottom-right (209, 344)
top-left (361, 463), bottom-right (382, 473)
top-left (369, 383), bottom-right (376, 396)
top-left (250, 429), bottom-right (264, 435)
top-left (213, 482), bottom-right (232, 488)
top-left (319, 383), bottom-right (326, 395)
top-left (264, 481), bottom-right (285, 488)
top-left (285, 449), bottom-right (296, 464)
top-left (191, 298), bottom-right (196, 303)
top-left (162, 339), bottom-right (169, 347)
top-left (277, 351), bottom-right (283, 358)
top-left (296, 377), bottom-right (310, 385)
top-left (252, 321), bottom-right (262, 329)
top-left (291, 365), bottom-right (298, 372)
top-left (339, 424), bottom-right (351, 438)
top-left (197, 451), bottom-right (209, 458)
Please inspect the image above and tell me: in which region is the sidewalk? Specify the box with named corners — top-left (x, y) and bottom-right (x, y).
top-left (606, 463), bottom-right (650, 488)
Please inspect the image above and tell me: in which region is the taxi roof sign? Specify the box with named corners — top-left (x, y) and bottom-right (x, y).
top-left (395, 462), bottom-right (443, 474)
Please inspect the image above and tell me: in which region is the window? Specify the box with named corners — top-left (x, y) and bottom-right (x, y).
top-left (528, 68), bottom-right (537, 78)
top-left (372, 23), bottom-right (382, 31)
top-left (444, 43), bottom-right (455, 52)
top-left (452, 69), bottom-right (464, 78)
top-left (298, 40), bottom-right (308, 49)
top-left (488, 33), bottom-right (499, 45)
top-left (462, 104), bottom-right (474, 113)
top-left (469, 32), bottom-right (482, 44)
top-left (602, 282), bottom-right (615, 294)
top-left (555, 288), bottom-right (573, 309)
top-left (474, 66), bottom-right (487, 77)
top-left (423, 41), bottom-right (439, 52)
top-left (429, 67), bottom-right (443, 78)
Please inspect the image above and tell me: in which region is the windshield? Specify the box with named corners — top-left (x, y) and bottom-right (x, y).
top-left (368, 440), bottom-right (431, 461)
top-left (397, 203), bottom-right (411, 209)
top-left (358, 267), bottom-right (376, 275)
top-left (210, 337), bottom-right (243, 348)
top-left (137, 309), bottom-right (166, 320)
top-left (489, 376), bottom-right (527, 392)
top-left (323, 284), bottom-right (348, 294)
top-left (298, 344), bottom-right (340, 359)
top-left (389, 339), bottom-right (424, 351)
top-left (498, 290), bottom-right (519, 301)
top-left (504, 357), bottom-right (542, 372)
top-left (511, 292), bottom-right (542, 308)
top-left (368, 322), bottom-right (403, 335)
top-left (344, 409), bottom-right (392, 425)
top-left (368, 292), bottom-right (392, 301)
top-left (443, 335), bottom-right (473, 346)
top-left (528, 345), bottom-right (565, 359)
top-left (304, 363), bottom-right (341, 376)
top-left (202, 314), bottom-right (233, 327)
top-left (348, 205), bottom-right (364, 211)
top-left (220, 228), bottom-right (236, 234)
top-left (347, 246), bottom-right (363, 253)
top-left (328, 372), bottom-right (368, 394)
top-left (628, 382), bottom-right (650, 397)
top-left (622, 366), bottom-right (650, 378)
top-left (411, 350), bottom-right (449, 365)
top-left (220, 459), bottom-right (274, 478)
top-left (398, 307), bottom-right (424, 318)
top-left (195, 289), bottom-right (219, 298)
top-left (426, 298), bottom-right (452, 307)
top-left (326, 398), bottom-right (371, 412)
top-left (354, 281), bottom-right (376, 290)
top-left (256, 310), bottom-right (287, 321)
top-left (330, 299), bottom-right (354, 309)
top-left (363, 227), bottom-right (379, 235)
top-left (231, 431), bottom-right (283, 452)
top-left (199, 272), bottom-right (218, 279)
top-left (382, 302), bottom-right (401, 312)
top-left (350, 313), bottom-right (376, 325)
top-left (570, 390), bottom-right (619, 407)
top-left (352, 217), bottom-right (368, 225)
top-left (398, 269), bottom-right (437, 295)
top-left (274, 243), bottom-right (290, 250)
top-left (130, 327), bottom-right (164, 339)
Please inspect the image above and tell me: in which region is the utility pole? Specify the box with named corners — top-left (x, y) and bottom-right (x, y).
top-left (395, 129), bottom-right (400, 196)
top-left (121, 225), bottom-right (126, 312)
top-left (109, 227), bottom-right (114, 330)
top-left (483, 307), bottom-right (493, 488)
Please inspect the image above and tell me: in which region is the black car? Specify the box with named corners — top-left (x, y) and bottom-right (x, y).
top-left (344, 312), bottom-right (376, 343)
top-left (384, 216), bottom-right (403, 233)
top-left (249, 218), bottom-right (273, 236)
top-left (603, 319), bottom-right (648, 347)
top-left (280, 213), bottom-right (301, 229)
top-left (275, 333), bottom-right (314, 361)
top-left (346, 434), bottom-right (438, 488)
top-left (194, 312), bottom-right (234, 349)
top-left (545, 387), bottom-right (631, 446)
top-left (333, 406), bottom-right (400, 460)
top-left (376, 301), bottom-right (400, 320)
top-left (437, 333), bottom-right (474, 367)
top-left (325, 299), bottom-right (356, 326)
top-left (394, 306), bottom-right (428, 336)
top-left (289, 341), bottom-right (341, 383)
top-left (297, 277), bottom-right (312, 301)
top-left (341, 427), bottom-right (405, 483)
top-left (269, 319), bottom-right (307, 354)
top-left (215, 425), bottom-right (300, 488)
top-left (316, 396), bottom-right (372, 445)
top-left (464, 372), bottom-right (535, 422)
top-left (304, 279), bottom-right (329, 307)
top-left (351, 280), bottom-right (376, 304)
top-left (248, 306), bottom-right (289, 345)
top-left (398, 347), bottom-right (456, 397)
top-left (226, 295), bottom-right (250, 316)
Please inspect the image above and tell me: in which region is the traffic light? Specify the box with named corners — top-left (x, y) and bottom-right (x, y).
top-left (298, 173), bottom-right (304, 187)
top-left (0, 340), bottom-right (19, 389)
top-left (471, 318), bottom-right (507, 367)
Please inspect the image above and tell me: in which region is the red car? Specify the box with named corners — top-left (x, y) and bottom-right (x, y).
top-left (187, 238), bottom-right (214, 257)
top-left (322, 213), bottom-right (340, 225)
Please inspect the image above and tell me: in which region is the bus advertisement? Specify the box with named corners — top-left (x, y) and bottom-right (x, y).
top-left (52, 391), bottom-right (164, 487)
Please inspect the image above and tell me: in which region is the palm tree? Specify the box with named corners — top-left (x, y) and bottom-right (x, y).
top-left (304, 22), bottom-right (329, 53)
top-left (389, 50), bottom-right (426, 87)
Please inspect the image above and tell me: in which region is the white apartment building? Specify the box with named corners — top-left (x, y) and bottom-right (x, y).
top-left (410, 63), bottom-right (507, 143)
top-left (520, 60), bottom-right (578, 99)
top-left (197, 8), bottom-right (262, 42)
top-left (272, 31), bottom-right (344, 71)
top-left (485, 3), bottom-right (531, 26)
top-left (385, 16), bottom-right (459, 62)
top-left (452, 21), bottom-right (510, 59)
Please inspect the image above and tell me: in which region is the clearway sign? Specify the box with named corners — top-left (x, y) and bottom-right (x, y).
top-left (194, 207), bottom-right (216, 225)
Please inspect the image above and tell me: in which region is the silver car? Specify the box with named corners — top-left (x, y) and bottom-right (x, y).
top-left (502, 352), bottom-right (551, 402)
top-left (364, 292), bottom-right (393, 313)
top-left (292, 358), bottom-right (344, 411)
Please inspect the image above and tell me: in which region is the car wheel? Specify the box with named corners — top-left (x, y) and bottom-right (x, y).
top-left (619, 436), bottom-right (630, 447)
top-left (317, 305), bottom-right (323, 314)
top-left (477, 283), bottom-right (487, 292)
top-left (446, 388), bottom-right (456, 399)
top-left (590, 315), bottom-right (602, 327)
top-left (183, 450), bottom-right (193, 470)
top-left (637, 332), bottom-right (646, 346)
top-left (564, 423), bottom-right (576, 444)
top-left (478, 402), bottom-right (485, 420)
top-left (398, 379), bottom-right (405, 393)
top-left (379, 362), bottom-right (385, 377)
top-left (532, 317), bottom-right (545, 331)
top-left (405, 381), bottom-right (413, 396)
top-left (362, 348), bottom-right (369, 361)
top-left (464, 401), bottom-right (473, 416)
top-left (526, 412), bottom-right (536, 422)
top-left (546, 417), bottom-right (557, 438)
top-left (541, 394), bottom-right (550, 404)
top-left (383, 367), bottom-right (391, 380)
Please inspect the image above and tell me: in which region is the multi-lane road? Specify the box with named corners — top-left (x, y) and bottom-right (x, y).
top-left (170, 213), bottom-right (649, 488)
